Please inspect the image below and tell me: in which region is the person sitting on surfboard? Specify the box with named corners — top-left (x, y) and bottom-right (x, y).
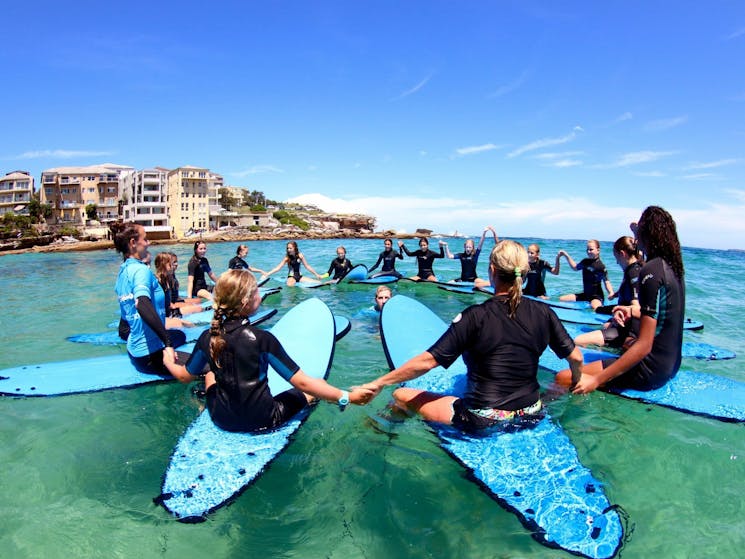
top-left (560, 206), bottom-right (685, 394)
top-left (574, 236), bottom-right (644, 350)
top-left (325, 245), bottom-right (353, 281)
top-left (262, 241), bottom-right (323, 286)
top-left (442, 225), bottom-right (498, 287)
top-left (364, 240), bottom-right (584, 432)
top-left (367, 238), bottom-right (404, 278)
top-left (187, 241), bottom-right (218, 300)
top-left (163, 269), bottom-right (374, 432)
top-left (228, 244), bottom-right (267, 276)
top-left (398, 237), bottom-right (446, 282)
top-left (523, 243), bottom-right (561, 297)
top-left (557, 239), bottom-right (613, 310)
top-left (112, 222), bottom-right (188, 376)
top-left (154, 252), bottom-right (199, 327)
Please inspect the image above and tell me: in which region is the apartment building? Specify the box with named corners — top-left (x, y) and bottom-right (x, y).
top-left (166, 165), bottom-right (211, 238)
top-left (0, 171), bottom-right (34, 216)
top-left (120, 167), bottom-right (171, 239)
top-left (40, 164), bottom-right (132, 224)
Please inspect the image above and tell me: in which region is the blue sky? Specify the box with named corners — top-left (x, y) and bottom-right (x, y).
top-left (2, 1), bottom-right (744, 249)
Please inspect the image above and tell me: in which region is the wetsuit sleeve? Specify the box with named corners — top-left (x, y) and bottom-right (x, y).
top-left (118, 317), bottom-right (130, 341)
top-left (136, 295), bottom-right (172, 347)
top-left (427, 308), bottom-right (477, 369)
top-left (369, 253), bottom-right (383, 272)
top-left (546, 308), bottom-right (574, 359)
top-left (187, 258), bottom-right (198, 277)
top-left (264, 332), bottom-right (301, 382)
top-left (638, 265), bottom-right (662, 319)
top-left (203, 258), bottom-right (212, 274)
top-left (435, 246), bottom-right (444, 259)
top-left (400, 244), bottom-right (413, 256)
top-left (327, 260), bottom-right (335, 275)
top-left (185, 342), bottom-right (210, 377)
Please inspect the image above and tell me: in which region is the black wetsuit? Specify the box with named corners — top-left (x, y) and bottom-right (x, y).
top-left (575, 257), bottom-right (607, 302)
top-left (228, 256), bottom-right (249, 270)
top-left (287, 255), bottom-right (302, 281)
top-left (603, 257), bottom-right (685, 390)
top-left (185, 318), bottom-right (307, 432)
top-left (369, 248), bottom-right (403, 278)
top-left (401, 245), bottom-right (444, 280)
top-left (454, 248), bottom-right (481, 282)
top-left (524, 259), bottom-right (553, 297)
top-left (597, 261), bottom-right (643, 347)
top-left (428, 296), bottom-right (574, 430)
top-left (188, 256), bottom-right (213, 297)
top-left (327, 257), bottom-right (353, 280)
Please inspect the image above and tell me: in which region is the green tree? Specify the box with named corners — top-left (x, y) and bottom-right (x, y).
top-left (219, 188), bottom-right (239, 210)
top-left (85, 203), bottom-right (98, 220)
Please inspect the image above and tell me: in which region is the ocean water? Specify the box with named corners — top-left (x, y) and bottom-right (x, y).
top-left (0, 237), bottom-right (743, 559)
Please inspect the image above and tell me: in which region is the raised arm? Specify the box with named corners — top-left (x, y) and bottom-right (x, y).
top-left (550, 252), bottom-right (561, 275)
top-left (435, 242), bottom-right (445, 258)
top-left (558, 250), bottom-right (578, 270)
top-left (443, 241), bottom-right (455, 259)
top-left (399, 241), bottom-right (414, 257)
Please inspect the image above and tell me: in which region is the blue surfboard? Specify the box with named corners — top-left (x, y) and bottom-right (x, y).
top-left (339, 264), bottom-right (368, 282)
top-left (523, 295), bottom-right (592, 310)
top-left (538, 349), bottom-right (745, 422)
top-left (379, 296), bottom-right (624, 559)
top-left (551, 306), bottom-right (704, 331)
top-left (156, 297), bottom-right (337, 522)
top-left (69, 308), bottom-right (277, 346)
top-left (334, 315), bottom-right (351, 341)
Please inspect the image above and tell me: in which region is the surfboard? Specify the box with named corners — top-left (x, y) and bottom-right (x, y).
top-left (561, 324), bottom-right (736, 361)
top-left (69, 309), bottom-right (277, 346)
top-left (350, 274), bottom-right (400, 284)
top-left (523, 295), bottom-right (592, 310)
top-left (379, 295), bottom-right (624, 559)
top-left (538, 349), bottom-right (745, 422)
top-left (156, 297), bottom-right (337, 522)
top-left (551, 306), bottom-right (704, 331)
top-left (334, 315), bottom-right (351, 340)
top-left (339, 264), bottom-right (368, 282)
top-left (437, 284), bottom-right (476, 294)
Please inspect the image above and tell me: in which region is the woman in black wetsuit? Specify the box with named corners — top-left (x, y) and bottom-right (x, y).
top-left (187, 241), bottom-right (218, 300)
top-left (561, 206), bottom-right (686, 393)
top-left (574, 236), bottom-right (644, 350)
top-left (228, 244), bottom-right (267, 276)
top-left (364, 240), bottom-right (584, 432)
top-left (557, 240), bottom-right (614, 310)
top-left (398, 237), bottom-right (445, 282)
top-left (326, 245), bottom-right (353, 281)
top-left (263, 241), bottom-right (322, 286)
top-left (163, 270), bottom-right (374, 432)
top-left (367, 238), bottom-right (403, 278)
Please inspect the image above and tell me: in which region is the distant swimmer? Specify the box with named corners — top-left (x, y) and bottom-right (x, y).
top-left (373, 285), bottom-right (392, 312)
top-left (163, 269), bottom-right (375, 431)
top-left (559, 207), bottom-right (686, 394)
top-left (399, 237), bottom-right (445, 282)
top-left (442, 226), bottom-right (498, 287)
top-left (263, 241), bottom-right (322, 286)
top-left (557, 239), bottom-right (613, 310)
top-left (367, 238), bottom-right (404, 278)
top-left (523, 243), bottom-right (561, 297)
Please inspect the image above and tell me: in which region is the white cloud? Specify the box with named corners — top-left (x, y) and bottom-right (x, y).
top-left (231, 165), bottom-right (285, 177)
top-left (644, 115), bottom-right (688, 131)
top-left (507, 127), bottom-right (583, 158)
top-left (613, 112), bottom-right (633, 124)
top-left (684, 158), bottom-right (740, 170)
top-left (599, 150), bottom-right (677, 168)
top-left (7, 149), bottom-right (114, 160)
top-left (545, 159), bottom-right (582, 168)
top-left (454, 143), bottom-right (501, 156)
top-left (286, 192), bottom-right (745, 249)
top-left (394, 74), bottom-right (433, 100)
top-left (680, 173), bottom-right (720, 181)
top-left (488, 70), bottom-right (530, 98)
top-left (724, 27), bottom-right (745, 40)
top-left (532, 151), bottom-right (584, 160)
top-left (633, 170), bottom-right (667, 177)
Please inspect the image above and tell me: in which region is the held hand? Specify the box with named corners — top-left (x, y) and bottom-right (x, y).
top-left (397, 241), bottom-right (404, 248)
top-left (349, 386), bottom-right (377, 405)
top-left (439, 240), bottom-right (447, 246)
top-left (163, 346), bottom-right (177, 366)
top-left (571, 373), bottom-right (601, 395)
top-left (612, 305), bottom-right (631, 326)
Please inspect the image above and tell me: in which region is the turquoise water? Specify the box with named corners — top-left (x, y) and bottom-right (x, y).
top-left (1, 237), bottom-right (743, 558)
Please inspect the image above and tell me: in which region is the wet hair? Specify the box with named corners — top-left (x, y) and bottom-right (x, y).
top-left (191, 241), bottom-right (206, 264)
top-left (236, 244), bottom-right (248, 255)
top-left (613, 236), bottom-right (642, 263)
top-left (209, 270), bottom-right (259, 367)
top-left (587, 239), bottom-right (600, 250)
top-left (111, 222), bottom-right (142, 259)
top-left (528, 243), bottom-right (540, 255)
top-left (286, 241), bottom-right (299, 256)
top-left (154, 252), bottom-right (171, 285)
top-left (636, 206), bottom-right (684, 279)
top-left (418, 237), bottom-right (429, 246)
top-left (489, 240), bottom-right (529, 318)
top-left (375, 285), bottom-right (392, 298)
top-left (337, 245), bottom-right (346, 254)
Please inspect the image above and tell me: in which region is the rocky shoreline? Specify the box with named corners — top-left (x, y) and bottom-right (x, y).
top-left (0, 228), bottom-right (424, 257)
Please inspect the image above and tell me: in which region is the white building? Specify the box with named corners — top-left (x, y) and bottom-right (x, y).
top-left (120, 167), bottom-right (172, 239)
top-left (0, 171), bottom-right (34, 216)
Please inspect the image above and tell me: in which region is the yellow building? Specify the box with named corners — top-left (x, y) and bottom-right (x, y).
top-left (40, 164), bottom-right (132, 224)
top-left (0, 171), bottom-right (34, 216)
top-left (166, 166), bottom-right (212, 238)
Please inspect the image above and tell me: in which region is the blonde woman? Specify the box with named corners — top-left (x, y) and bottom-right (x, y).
top-left (366, 240), bottom-right (583, 432)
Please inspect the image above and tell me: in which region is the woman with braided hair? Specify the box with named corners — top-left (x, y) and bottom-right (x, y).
top-left (163, 269), bottom-right (374, 432)
top-left (364, 240), bottom-right (584, 433)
